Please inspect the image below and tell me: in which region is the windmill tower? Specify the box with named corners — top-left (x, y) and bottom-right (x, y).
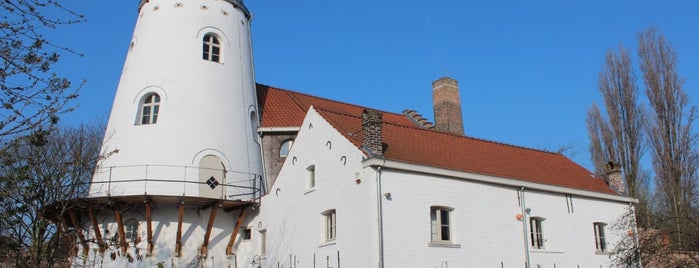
top-left (73, 0), bottom-right (264, 266)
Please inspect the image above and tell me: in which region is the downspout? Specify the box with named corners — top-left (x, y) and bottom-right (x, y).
top-left (376, 165), bottom-right (385, 268)
top-left (520, 187), bottom-right (531, 268)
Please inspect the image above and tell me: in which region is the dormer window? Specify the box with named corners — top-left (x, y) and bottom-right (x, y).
top-left (138, 93), bottom-right (160, 125)
top-left (203, 33), bottom-right (221, 62)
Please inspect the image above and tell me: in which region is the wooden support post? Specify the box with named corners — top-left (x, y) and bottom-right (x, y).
top-left (68, 210), bottom-right (90, 256)
top-left (226, 207), bottom-right (246, 255)
top-left (115, 210), bottom-right (127, 254)
top-left (88, 207), bottom-right (105, 253)
top-left (145, 201), bottom-right (154, 255)
top-left (175, 201), bottom-right (185, 256)
top-left (201, 203), bottom-right (219, 257)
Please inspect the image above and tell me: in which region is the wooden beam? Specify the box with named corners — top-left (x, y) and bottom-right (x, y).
top-left (68, 210), bottom-right (89, 256)
top-left (175, 201), bottom-right (185, 256)
top-left (201, 203), bottom-right (220, 257)
top-left (88, 207), bottom-right (105, 253)
top-left (115, 210), bottom-right (127, 254)
top-left (226, 207), bottom-right (246, 255)
top-left (145, 201), bottom-right (154, 255)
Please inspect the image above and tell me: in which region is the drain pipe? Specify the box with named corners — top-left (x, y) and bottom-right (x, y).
top-left (520, 187), bottom-right (531, 268)
top-left (376, 165), bottom-right (385, 268)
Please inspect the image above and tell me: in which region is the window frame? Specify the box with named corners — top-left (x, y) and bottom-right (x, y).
top-left (593, 222), bottom-right (607, 252)
top-left (306, 165), bottom-right (316, 189)
top-left (430, 206), bottom-right (453, 243)
top-left (279, 139), bottom-right (294, 157)
top-left (138, 93), bottom-right (160, 125)
top-left (259, 229), bottom-right (267, 256)
top-left (124, 219), bottom-right (139, 243)
top-left (202, 33), bottom-right (221, 62)
top-left (241, 227), bottom-right (252, 241)
top-left (530, 217), bottom-right (545, 249)
top-left (323, 209), bottom-right (336, 242)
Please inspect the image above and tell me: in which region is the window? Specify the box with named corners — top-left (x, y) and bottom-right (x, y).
top-left (323, 210), bottom-right (336, 241)
top-left (202, 33), bottom-right (221, 62)
top-left (430, 207), bottom-right (452, 242)
top-left (594, 222), bottom-right (607, 252)
top-left (306, 165), bottom-right (315, 188)
top-left (241, 227), bottom-right (251, 240)
top-left (139, 93), bottom-right (160, 124)
top-left (250, 111), bottom-right (259, 142)
top-left (259, 230), bottom-right (266, 256)
top-left (124, 219), bottom-right (138, 242)
top-left (280, 139), bottom-right (294, 157)
top-left (530, 217), bottom-right (545, 249)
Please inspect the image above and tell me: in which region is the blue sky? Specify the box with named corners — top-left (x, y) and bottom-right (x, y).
top-left (51, 1), bottom-right (699, 170)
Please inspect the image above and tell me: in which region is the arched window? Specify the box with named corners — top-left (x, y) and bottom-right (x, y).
top-left (202, 33), bottom-right (221, 62)
top-left (124, 219), bottom-right (139, 242)
top-left (139, 93), bottom-right (160, 125)
top-left (280, 139), bottom-right (294, 157)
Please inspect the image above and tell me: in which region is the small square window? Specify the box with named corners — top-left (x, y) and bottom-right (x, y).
top-left (241, 227), bottom-right (251, 240)
top-left (206, 176), bottom-right (219, 189)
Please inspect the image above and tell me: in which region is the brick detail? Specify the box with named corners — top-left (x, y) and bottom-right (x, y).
top-left (261, 133), bottom-right (297, 190)
top-left (432, 77), bottom-right (464, 135)
top-left (362, 109), bottom-right (384, 158)
top-left (402, 109), bottom-right (434, 129)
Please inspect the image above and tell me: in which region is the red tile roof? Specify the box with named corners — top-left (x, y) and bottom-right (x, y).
top-left (257, 84), bottom-right (618, 195)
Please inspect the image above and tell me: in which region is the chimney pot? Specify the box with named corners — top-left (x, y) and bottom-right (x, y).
top-left (605, 162), bottom-right (626, 194)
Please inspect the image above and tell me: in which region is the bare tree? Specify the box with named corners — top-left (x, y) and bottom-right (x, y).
top-left (587, 45), bottom-right (650, 224)
top-left (0, 1), bottom-right (84, 144)
top-left (0, 123), bottom-right (102, 267)
top-left (639, 28), bottom-right (699, 255)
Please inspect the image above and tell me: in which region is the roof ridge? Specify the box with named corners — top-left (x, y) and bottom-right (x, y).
top-left (257, 83), bottom-right (408, 118)
top-left (314, 106), bottom-right (561, 156)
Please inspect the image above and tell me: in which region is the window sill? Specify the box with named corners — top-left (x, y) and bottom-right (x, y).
top-left (319, 240), bottom-right (336, 248)
top-left (595, 250), bottom-right (612, 255)
top-left (530, 248), bottom-right (564, 254)
top-left (428, 242), bottom-right (461, 248)
top-left (304, 188), bottom-right (316, 195)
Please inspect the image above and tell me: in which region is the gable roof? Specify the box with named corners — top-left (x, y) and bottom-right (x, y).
top-left (256, 84), bottom-right (618, 195)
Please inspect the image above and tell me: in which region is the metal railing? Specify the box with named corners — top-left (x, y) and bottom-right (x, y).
top-left (88, 164), bottom-right (264, 201)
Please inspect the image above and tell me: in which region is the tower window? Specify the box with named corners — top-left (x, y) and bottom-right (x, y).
top-left (139, 93), bottom-right (160, 125)
top-left (203, 33), bottom-right (221, 62)
top-left (124, 219), bottom-right (139, 242)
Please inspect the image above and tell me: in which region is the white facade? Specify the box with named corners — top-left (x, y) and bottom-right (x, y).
top-left (255, 107), bottom-right (635, 268)
top-left (89, 0), bottom-right (262, 200)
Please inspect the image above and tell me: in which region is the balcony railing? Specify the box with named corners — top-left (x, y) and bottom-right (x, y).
top-left (88, 164), bottom-right (264, 201)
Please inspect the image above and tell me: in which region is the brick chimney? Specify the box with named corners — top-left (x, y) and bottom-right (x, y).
top-left (361, 109), bottom-right (384, 158)
top-left (605, 162), bottom-right (626, 194)
top-left (432, 77), bottom-right (464, 135)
